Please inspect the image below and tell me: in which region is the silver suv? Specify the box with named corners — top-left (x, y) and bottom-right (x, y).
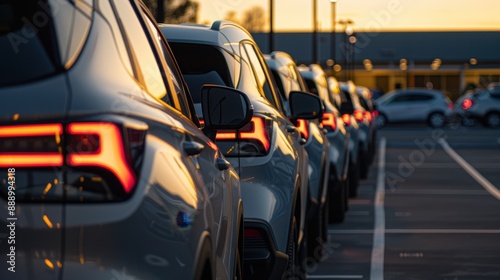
top-left (455, 87), bottom-right (500, 128)
top-left (375, 89), bottom-right (453, 128)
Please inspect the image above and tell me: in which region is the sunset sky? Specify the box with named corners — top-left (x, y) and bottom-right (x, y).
top-left (197, 0), bottom-right (500, 32)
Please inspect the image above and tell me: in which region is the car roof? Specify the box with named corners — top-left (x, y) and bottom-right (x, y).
top-left (160, 20), bottom-right (254, 56)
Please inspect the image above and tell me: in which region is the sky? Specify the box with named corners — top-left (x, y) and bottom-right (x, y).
top-left (197, 0), bottom-right (500, 32)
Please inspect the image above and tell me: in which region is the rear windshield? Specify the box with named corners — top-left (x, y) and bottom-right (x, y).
top-left (0, 1), bottom-right (59, 86)
top-left (169, 42), bottom-right (233, 103)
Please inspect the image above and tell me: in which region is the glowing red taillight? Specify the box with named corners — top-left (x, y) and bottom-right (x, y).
top-left (0, 122), bottom-right (142, 194)
top-left (372, 110), bottom-right (379, 118)
top-left (296, 119), bottom-right (309, 140)
top-left (354, 110), bottom-right (364, 122)
top-left (244, 228), bottom-right (264, 238)
top-left (364, 111), bottom-right (372, 123)
top-left (67, 123), bottom-right (137, 193)
top-left (0, 124), bottom-right (63, 167)
top-left (462, 99), bottom-right (473, 110)
top-left (342, 114), bottom-right (351, 126)
top-left (321, 112), bottom-right (337, 132)
top-left (216, 116), bottom-right (272, 156)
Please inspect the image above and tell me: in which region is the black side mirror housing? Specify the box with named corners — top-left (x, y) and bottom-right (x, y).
top-left (289, 91), bottom-right (323, 120)
top-left (201, 85), bottom-right (253, 130)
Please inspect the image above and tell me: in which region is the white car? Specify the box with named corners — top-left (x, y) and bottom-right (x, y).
top-left (375, 89), bottom-right (454, 128)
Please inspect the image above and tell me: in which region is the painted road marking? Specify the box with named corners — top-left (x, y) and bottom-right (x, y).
top-left (387, 189), bottom-right (490, 195)
top-left (307, 275), bottom-right (363, 279)
top-left (328, 229), bottom-right (500, 234)
top-left (370, 137), bottom-right (386, 280)
top-left (439, 138), bottom-right (500, 200)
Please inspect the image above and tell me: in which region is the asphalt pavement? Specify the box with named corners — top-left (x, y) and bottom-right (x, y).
top-left (307, 124), bottom-right (500, 280)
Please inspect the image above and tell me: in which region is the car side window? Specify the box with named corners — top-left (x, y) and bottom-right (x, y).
top-left (112, 0), bottom-right (167, 100)
top-left (141, 13), bottom-right (192, 117)
top-left (242, 43), bottom-right (282, 111)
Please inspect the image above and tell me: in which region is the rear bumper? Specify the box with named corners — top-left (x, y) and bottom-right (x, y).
top-left (243, 220), bottom-right (288, 280)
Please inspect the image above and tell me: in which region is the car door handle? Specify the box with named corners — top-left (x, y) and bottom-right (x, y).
top-left (286, 125), bottom-right (297, 133)
top-left (183, 141), bottom-right (204, 156)
top-left (216, 158), bottom-right (231, 171)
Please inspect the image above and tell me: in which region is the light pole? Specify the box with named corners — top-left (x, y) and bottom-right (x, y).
top-left (329, 0), bottom-right (339, 68)
top-left (312, 0), bottom-right (318, 63)
top-left (269, 0), bottom-right (274, 52)
top-left (338, 19), bottom-right (353, 81)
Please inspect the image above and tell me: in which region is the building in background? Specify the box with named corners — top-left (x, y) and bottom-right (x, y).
top-left (252, 31), bottom-right (500, 100)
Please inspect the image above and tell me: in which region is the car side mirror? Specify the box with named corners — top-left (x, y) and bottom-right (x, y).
top-left (201, 85), bottom-right (253, 130)
top-left (289, 91), bottom-right (323, 120)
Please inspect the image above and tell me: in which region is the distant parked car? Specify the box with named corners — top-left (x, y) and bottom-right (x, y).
top-left (265, 51), bottom-right (331, 255)
top-left (455, 88), bottom-right (500, 128)
top-left (356, 86), bottom-right (378, 166)
top-left (375, 88), bottom-right (453, 128)
top-left (299, 65), bottom-right (352, 220)
top-left (339, 81), bottom-right (372, 183)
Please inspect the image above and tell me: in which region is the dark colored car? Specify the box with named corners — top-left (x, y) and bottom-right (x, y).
top-left (338, 81), bottom-right (371, 184)
top-left (264, 51), bottom-right (331, 256)
top-left (160, 22), bottom-right (323, 279)
top-left (0, 1), bottom-right (253, 280)
top-left (299, 65), bottom-right (351, 222)
top-left (356, 86), bottom-right (378, 166)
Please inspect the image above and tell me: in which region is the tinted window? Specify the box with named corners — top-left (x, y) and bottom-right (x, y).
top-left (0, 1), bottom-right (59, 86)
top-left (113, 0), bottom-right (166, 99)
top-left (97, 0), bottom-right (133, 75)
top-left (169, 43), bottom-right (232, 103)
top-left (243, 43), bottom-right (280, 109)
top-left (411, 94), bottom-right (434, 101)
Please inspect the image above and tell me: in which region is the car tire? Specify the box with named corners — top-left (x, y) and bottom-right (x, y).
top-left (195, 241), bottom-right (213, 280)
top-left (359, 150), bottom-right (369, 180)
top-left (485, 112), bottom-right (500, 128)
top-left (376, 114), bottom-right (387, 128)
top-left (284, 217), bottom-right (299, 280)
top-left (428, 112), bottom-right (446, 128)
top-left (329, 180), bottom-right (346, 223)
top-left (349, 161), bottom-right (359, 198)
top-left (308, 200), bottom-right (327, 260)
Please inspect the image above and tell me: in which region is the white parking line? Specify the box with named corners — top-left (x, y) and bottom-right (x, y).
top-left (329, 229), bottom-right (500, 234)
top-left (370, 137), bottom-right (386, 280)
top-left (307, 275), bottom-right (363, 279)
top-left (439, 138), bottom-right (500, 200)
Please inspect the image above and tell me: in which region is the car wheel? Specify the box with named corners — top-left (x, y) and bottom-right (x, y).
top-left (284, 217), bottom-right (299, 280)
top-left (349, 161), bottom-right (359, 198)
top-left (376, 114), bottom-right (387, 128)
top-left (359, 150), bottom-right (369, 180)
top-left (233, 230), bottom-right (243, 280)
top-left (428, 112), bottom-right (445, 128)
top-left (485, 112), bottom-right (500, 128)
top-left (329, 180), bottom-right (346, 223)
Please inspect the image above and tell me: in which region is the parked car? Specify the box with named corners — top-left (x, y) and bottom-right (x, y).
top-left (356, 86), bottom-right (378, 166)
top-left (299, 65), bottom-right (352, 220)
top-left (264, 51), bottom-right (331, 256)
top-left (161, 22), bottom-right (323, 279)
top-left (0, 1), bottom-right (254, 280)
top-left (375, 88), bottom-right (453, 128)
top-left (455, 87), bottom-right (500, 128)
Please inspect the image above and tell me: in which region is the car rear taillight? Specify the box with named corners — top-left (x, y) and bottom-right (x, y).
top-left (321, 112), bottom-right (338, 132)
top-left (245, 228), bottom-right (264, 238)
top-left (0, 122), bottom-right (145, 199)
top-left (372, 110), bottom-right (379, 118)
top-left (354, 110), bottom-right (364, 122)
top-left (66, 123), bottom-right (137, 193)
top-left (216, 116), bottom-right (272, 157)
top-left (364, 111), bottom-right (372, 123)
top-left (342, 114), bottom-right (351, 126)
top-left (462, 99), bottom-right (473, 110)
top-left (0, 124), bottom-right (63, 167)
top-left (296, 119), bottom-right (309, 140)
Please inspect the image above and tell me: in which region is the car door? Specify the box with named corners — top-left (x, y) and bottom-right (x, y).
top-left (382, 94), bottom-right (415, 122)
